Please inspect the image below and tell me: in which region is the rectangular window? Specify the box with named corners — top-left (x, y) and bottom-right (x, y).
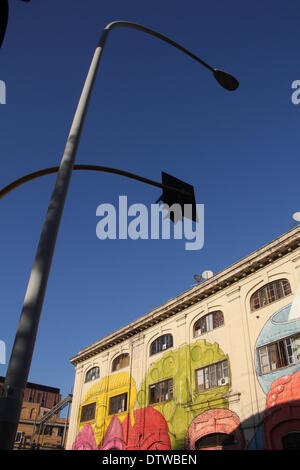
top-left (196, 360), bottom-right (229, 392)
top-left (80, 402), bottom-right (96, 422)
top-left (149, 379), bottom-right (173, 405)
top-left (258, 335), bottom-right (300, 374)
top-left (109, 393), bottom-right (128, 415)
top-left (57, 427), bottom-right (64, 437)
top-left (15, 432), bottom-right (23, 443)
top-left (43, 425), bottom-right (52, 436)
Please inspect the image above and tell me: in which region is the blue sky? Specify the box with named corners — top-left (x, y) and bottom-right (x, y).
top-left (0, 0), bottom-right (299, 399)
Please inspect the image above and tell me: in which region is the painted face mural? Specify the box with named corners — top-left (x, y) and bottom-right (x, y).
top-left (249, 288), bottom-right (300, 450)
top-left (76, 371), bottom-right (137, 447)
top-left (185, 408), bottom-right (244, 450)
top-left (122, 408), bottom-right (171, 450)
top-left (137, 340), bottom-right (231, 449)
top-left (249, 370), bottom-right (300, 450)
top-left (254, 304), bottom-right (300, 395)
top-left (72, 340), bottom-right (235, 450)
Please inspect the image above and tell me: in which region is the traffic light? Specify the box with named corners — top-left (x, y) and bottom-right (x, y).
top-left (156, 172), bottom-right (198, 223)
top-left (0, 0), bottom-right (30, 48)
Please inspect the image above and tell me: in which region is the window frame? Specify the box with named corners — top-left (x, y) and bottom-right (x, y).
top-left (85, 366), bottom-right (100, 383)
top-left (194, 311), bottom-right (224, 337)
top-left (112, 353), bottom-right (130, 372)
top-left (257, 334), bottom-right (300, 375)
top-left (149, 378), bottom-right (174, 405)
top-left (195, 360), bottom-right (230, 392)
top-left (80, 402), bottom-right (96, 423)
top-left (15, 432), bottom-right (23, 443)
top-left (108, 393), bottom-right (128, 415)
top-left (43, 425), bottom-right (53, 436)
top-left (250, 279), bottom-right (292, 312)
top-left (150, 334), bottom-right (173, 356)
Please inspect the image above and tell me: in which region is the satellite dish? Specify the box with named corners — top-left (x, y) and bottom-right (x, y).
top-left (193, 274), bottom-right (202, 283)
top-left (202, 270), bottom-right (214, 280)
top-left (293, 212), bottom-right (300, 223)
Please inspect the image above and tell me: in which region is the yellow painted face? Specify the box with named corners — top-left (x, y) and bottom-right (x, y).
top-left (78, 372), bottom-right (137, 446)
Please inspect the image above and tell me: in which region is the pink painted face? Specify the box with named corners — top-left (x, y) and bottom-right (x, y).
top-left (72, 424), bottom-right (97, 450)
top-left (121, 408), bottom-right (171, 450)
top-left (72, 408), bottom-right (171, 451)
top-left (265, 370), bottom-right (300, 410)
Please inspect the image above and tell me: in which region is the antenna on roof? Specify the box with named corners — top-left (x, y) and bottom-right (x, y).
top-left (202, 270), bottom-right (214, 281)
top-left (292, 212), bottom-right (300, 223)
top-left (193, 270), bottom-right (214, 284)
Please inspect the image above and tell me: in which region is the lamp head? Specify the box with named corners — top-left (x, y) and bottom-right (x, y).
top-left (213, 69), bottom-right (239, 91)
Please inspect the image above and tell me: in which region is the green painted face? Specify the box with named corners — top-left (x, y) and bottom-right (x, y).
top-left (137, 339), bottom-right (230, 449)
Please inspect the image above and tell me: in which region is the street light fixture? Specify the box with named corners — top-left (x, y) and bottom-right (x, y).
top-left (0, 20), bottom-right (238, 449)
top-left (0, 164), bottom-right (197, 219)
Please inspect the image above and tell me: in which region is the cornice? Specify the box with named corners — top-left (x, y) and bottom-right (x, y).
top-left (71, 226), bottom-right (300, 366)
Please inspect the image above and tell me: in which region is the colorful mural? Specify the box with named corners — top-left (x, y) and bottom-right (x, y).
top-left (137, 340), bottom-right (230, 449)
top-left (254, 303), bottom-right (300, 395)
top-left (186, 409), bottom-right (244, 450)
top-left (250, 297), bottom-right (300, 450)
top-left (72, 340), bottom-right (235, 450)
top-left (75, 371), bottom-right (137, 446)
top-left (72, 291), bottom-right (300, 450)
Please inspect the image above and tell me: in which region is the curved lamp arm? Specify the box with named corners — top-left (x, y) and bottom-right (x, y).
top-left (99, 21), bottom-right (239, 91)
top-left (0, 164), bottom-right (190, 200)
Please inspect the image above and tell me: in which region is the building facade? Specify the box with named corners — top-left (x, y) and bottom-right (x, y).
top-left (67, 226), bottom-right (300, 450)
top-left (0, 378), bottom-right (69, 449)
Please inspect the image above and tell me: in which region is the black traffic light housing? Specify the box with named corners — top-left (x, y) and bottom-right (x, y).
top-left (157, 172), bottom-right (197, 223)
top-left (0, 0), bottom-right (30, 48)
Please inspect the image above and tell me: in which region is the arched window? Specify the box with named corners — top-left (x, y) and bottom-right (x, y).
top-left (150, 334), bottom-right (173, 356)
top-left (196, 433), bottom-right (235, 449)
top-left (112, 353), bottom-right (130, 372)
top-left (282, 433), bottom-right (300, 450)
top-left (194, 311), bottom-right (224, 337)
top-left (85, 366), bottom-right (100, 383)
top-left (250, 279), bottom-right (291, 311)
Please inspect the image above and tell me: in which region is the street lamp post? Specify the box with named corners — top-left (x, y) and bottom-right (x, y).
top-left (0, 20), bottom-right (238, 450)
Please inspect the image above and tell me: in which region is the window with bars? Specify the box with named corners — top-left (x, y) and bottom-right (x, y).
top-left (150, 335), bottom-right (173, 356)
top-left (194, 311), bottom-right (224, 337)
top-left (196, 360), bottom-right (229, 392)
top-left (112, 353), bottom-right (130, 372)
top-left (149, 378), bottom-right (174, 404)
top-left (108, 393), bottom-right (128, 415)
top-left (85, 367), bottom-right (100, 383)
top-left (80, 402), bottom-right (96, 422)
top-left (258, 335), bottom-right (300, 374)
top-left (250, 279), bottom-right (291, 311)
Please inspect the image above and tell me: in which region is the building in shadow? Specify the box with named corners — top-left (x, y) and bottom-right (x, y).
top-left (0, 377), bottom-right (70, 449)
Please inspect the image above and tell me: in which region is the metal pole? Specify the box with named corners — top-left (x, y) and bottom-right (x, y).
top-left (62, 398), bottom-right (71, 449)
top-left (0, 30), bottom-right (109, 450)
